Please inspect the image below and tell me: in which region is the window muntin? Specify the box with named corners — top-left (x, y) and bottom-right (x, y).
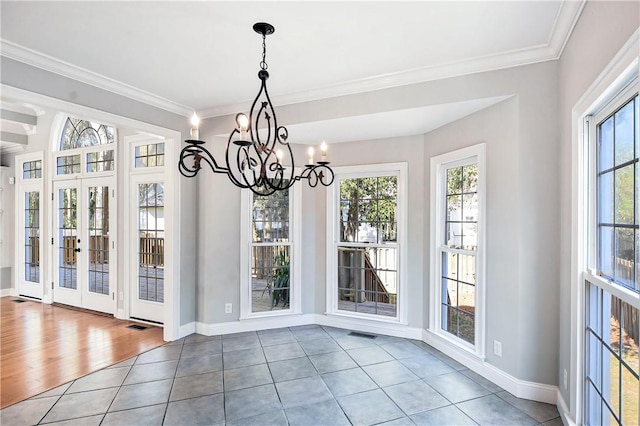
top-left (56, 154), bottom-right (81, 175)
top-left (336, 175), bottom-right (399, 318)
top-left (87, 150), bottom-right (114, 173)
top-left (135, 143), bottom-right (165, 168)
top-left (251, 186), bottom-right (291, 312)
top-left (585, 283), bottom-right (639, 426)
top-left (24, 191), bottom-right (40, 283)
top-left (596, 95), bottom-right (639, 291)
top-left (138, 183), bottom-right (165, 303)
top-left (22, 161), bottom-right (42, 180)
top-left (88, 186), bottom-right (110, 295)
top-left (441, 162), bottom-right (478, 345)
top-left (57, 187), bottom-right (78, 290)
top-left (60, 117), bottom-right (115, 151)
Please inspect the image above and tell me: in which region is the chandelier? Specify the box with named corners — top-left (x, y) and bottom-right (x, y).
top-left (178, 22), bottom-right (335, 196)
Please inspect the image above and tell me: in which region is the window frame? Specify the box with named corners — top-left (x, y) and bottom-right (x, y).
top-left (240, 179), bottom-right (302, 319)
top-left (326, 162), bottom-right (408, 324)
top-left (582, 79), bottom-right (639, 426)
top-left (429, 144), bottom-right (486, 358)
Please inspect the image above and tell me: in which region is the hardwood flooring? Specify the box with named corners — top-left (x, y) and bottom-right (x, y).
top-left (0, 297), bottom-right (165, 408)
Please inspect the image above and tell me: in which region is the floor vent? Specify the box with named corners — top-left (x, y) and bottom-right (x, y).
top-left (12, 299), bottom-right (27, 303)
top-left (348, 331), bottom-right (377, 339)
top-left (126, 324), bottom-right (148, 331)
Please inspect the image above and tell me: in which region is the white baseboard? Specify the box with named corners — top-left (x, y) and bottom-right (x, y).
top-left (193, 314), bottom-right (316, 336)
top-left (186, 315), bottom-right (558, 406)
top-left (422, 329), bottom-right (558, 404)
top-left (557, 392), bottom-right (575, 426)
top-left (178, 321), bottom-right (197, 338)
top-left (0, 288), bottom-right (12, 297)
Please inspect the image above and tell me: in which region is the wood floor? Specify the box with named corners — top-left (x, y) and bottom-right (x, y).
top-left (0, 297), bottom-right (165, 408)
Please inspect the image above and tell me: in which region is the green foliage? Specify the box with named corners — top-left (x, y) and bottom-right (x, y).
top-left (340, 176), bottom-right (397, 242)
top-left (263, 251), bottom-right (290, 309)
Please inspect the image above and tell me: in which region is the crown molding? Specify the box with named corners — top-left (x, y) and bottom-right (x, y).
top-left (1, 1), bottom-right (584, 120)
top-left (199, 1), bottom-right (585, 118)
top-left (0, 39), bottom-right (193, 118)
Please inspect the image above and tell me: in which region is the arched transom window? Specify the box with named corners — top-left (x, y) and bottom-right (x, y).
top-left (60, 117), bottom-right (115, 151)
top-left (56, 117), bottom-right (116, 176)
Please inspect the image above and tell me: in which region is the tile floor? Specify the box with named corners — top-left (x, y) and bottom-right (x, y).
top-left (0, 325), bottom-right (563, 426)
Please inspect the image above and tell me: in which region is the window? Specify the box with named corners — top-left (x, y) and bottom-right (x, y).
top-left (55, 116), bottom-right (116, 177)
top-left (241, 181), bottom-right (300, 317)
top-left (22, 160), bottom-right (42, 179)
top-left (327, 163), bottom-right (407, 321)
top-left (584, 89), bottom-right (638, 426)
top-left (60, 117), bottom-right (115, 151)
top-left (87, 150), bottom-right (114, 173)
top-left (138, 183), bottom-right (165, 303)
top-left (135, 143), bottom-right (165, 168)
top-left (430, 144), bottom-right (485, 354)
top-left (24, 191), bottom-right (40, 283)
top-left (442, 163), bottom-right (478, 344)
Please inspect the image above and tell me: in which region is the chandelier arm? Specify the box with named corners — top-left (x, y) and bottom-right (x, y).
top-left (178, 143), bottom-right (229, 178)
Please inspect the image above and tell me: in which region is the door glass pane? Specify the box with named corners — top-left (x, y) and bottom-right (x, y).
top-left (88, 186), bottom-right (109, 295)
top-left (138, 183), bottom-right (164, 303)
top-left (58, 188), bottom-right (77, 289)
top-left (24, 192), bottom-right (39, 283)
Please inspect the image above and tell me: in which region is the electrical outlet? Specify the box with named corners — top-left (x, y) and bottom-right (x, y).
top-left (564, 369), bottom-right (568, 389)
top-left (225, 303), bottom-right (232, 314)
top-left (493, 340), bottom-right (502, 357)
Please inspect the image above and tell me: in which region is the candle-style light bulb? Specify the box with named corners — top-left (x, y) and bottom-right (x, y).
top-left (276, 149), bottom-right (284, 164)
top-left (320, 141), bottom-right (328, 161)
top-left (190, 113), bottom-right (200, 140)
top-left (236, 113), bottom-right (249, 141)
top-left (307, 147), bottom-right (314, 165)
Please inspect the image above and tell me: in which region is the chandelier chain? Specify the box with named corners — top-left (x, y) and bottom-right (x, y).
top-left (260, 34), bottom-right (268, 70)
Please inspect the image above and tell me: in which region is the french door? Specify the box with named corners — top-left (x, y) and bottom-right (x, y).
top-left (53, 177), bottom-right (115, 314)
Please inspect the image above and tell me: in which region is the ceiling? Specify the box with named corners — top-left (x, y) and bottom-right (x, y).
top-left (0, 1), bottom-right (584, 146)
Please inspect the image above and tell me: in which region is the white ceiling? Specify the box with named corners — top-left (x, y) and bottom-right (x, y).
top-left (0, 1), bottom-right (583, 143)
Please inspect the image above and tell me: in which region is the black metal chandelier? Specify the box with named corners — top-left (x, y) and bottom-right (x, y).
top-left (178, 22), bottom-right (335, 196)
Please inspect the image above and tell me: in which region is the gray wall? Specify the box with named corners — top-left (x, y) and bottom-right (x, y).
top-left (557, 0), bottom-right (640, 414)
top-left (197, 60), bottom-right (560, 386)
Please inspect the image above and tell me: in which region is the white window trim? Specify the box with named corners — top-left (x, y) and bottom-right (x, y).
top-left (569, 29), bottom-right (639, 424)
top-left (239, 179), bottom-right (302, 319)
top-left (325, 162), bottom-right (408, 324)
top-left (429, 143), bottom-right (486, 359)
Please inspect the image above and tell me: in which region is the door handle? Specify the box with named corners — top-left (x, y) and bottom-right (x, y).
top-left (74, 248), bottom-right (81, 253)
